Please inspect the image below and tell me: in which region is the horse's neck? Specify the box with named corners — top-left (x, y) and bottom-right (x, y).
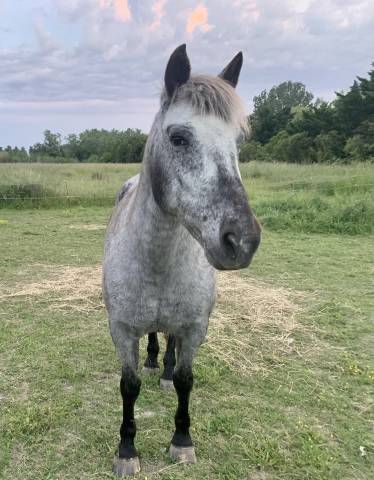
top-left (131, 170), bottom-right (186, 272)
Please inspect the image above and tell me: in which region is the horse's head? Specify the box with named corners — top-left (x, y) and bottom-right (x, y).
top-left (148, 44), bottom-right (261, 270)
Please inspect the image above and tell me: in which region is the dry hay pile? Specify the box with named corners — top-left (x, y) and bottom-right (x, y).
top-left (68, 224), bottom-right (106, 231)
top-left (206, 272), bottom-right (306, 375)
top-left (0, 264), bottom-right (102, 313)
top-left (1, 265), bottom-right (306, 374)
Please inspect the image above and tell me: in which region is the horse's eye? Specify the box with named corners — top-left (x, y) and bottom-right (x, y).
top-left (170, 135), bottom-right (188, 147)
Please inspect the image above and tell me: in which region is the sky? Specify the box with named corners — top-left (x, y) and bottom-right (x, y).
top-left (1, 0), bottom-right (373, 148)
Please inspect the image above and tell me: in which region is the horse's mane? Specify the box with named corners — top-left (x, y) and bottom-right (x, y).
top-left (162, 75), bottom-right (249, 134)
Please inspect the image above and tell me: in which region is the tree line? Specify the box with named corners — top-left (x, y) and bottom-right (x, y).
top-left (0, 128), bottom-right (147, 164)
top-left (1, 62), bottom-right (373, 164)
top-left (241, 63), bottom-right (374, 163)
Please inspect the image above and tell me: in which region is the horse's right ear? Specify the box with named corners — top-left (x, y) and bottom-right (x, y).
top-left (218, 52), bottom-right (243, 88)
top-left (164, 44), bottom-right (191, 98)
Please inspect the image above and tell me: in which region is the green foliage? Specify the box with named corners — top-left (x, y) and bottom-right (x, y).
top-left (344, 121), bottom-right (374, 162)
top-left (287, 102), bottom-right (336, 137)
top-left (334, 81), bottom-right (367, 136)
top-left (251, 81), bottom-right (314, 144)
top-left (239, 141), bottom-right (268, 162)
top-left (57, 128), bottom-right (147, 163)
top-left (1, 129), bottom-right (148, 164)
top-left (0, 146), bottom-right (28, 163)
top-left (314, 131), bottom-right (344, 163)
top-left (245, 62), bottom-right (374, 163)
top-left (264, 130), bottom-right (316, 163)
top-left (29, 130), bottom-right (63, 158)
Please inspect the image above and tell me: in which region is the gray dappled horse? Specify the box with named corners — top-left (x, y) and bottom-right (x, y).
top-left (103, 44), bottom-right (261, 476)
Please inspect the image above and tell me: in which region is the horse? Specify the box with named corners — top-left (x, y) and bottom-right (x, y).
top-left (103, 44), bottom-right (261, 477)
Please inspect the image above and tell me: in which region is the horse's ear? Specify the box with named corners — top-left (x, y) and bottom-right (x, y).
top-left (164, 44), bottom-right (191, 97)
top-left (218, 52), bottom-right (243, 88)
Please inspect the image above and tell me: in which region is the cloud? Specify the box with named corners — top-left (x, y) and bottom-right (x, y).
top-left (233, 0), bottom-right (260, 22)
top-left (99, 0), bottom-right (131, 22)
top-left (186, 4), bottom-right (213, 34)
top-left (1, 0), bottom-right (374, 146)
top-left (149, 0), bottom-right (166, 31)
top-left (114, 0), bottom-right (131, 22)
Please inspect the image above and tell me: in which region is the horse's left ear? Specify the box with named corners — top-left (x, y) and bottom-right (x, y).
top-left (218, 52), bottom-right (243, 88)
top-left (165, 44), bottom-right (191, 98)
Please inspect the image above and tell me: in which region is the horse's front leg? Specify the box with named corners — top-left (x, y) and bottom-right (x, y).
top-left (169, 331), bottom-right (201, 464)
top-left (112, 336), bottom-right (141, 477)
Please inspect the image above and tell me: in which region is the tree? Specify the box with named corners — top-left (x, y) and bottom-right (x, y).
top-left (265, 130), bottom-right (315, 163)
top-left (344, 121), bottom-right (374, 161)
top-left (63, 134), bottom-right (81, 161)
top-left (287, 102), bottom-right (335, 138)
top-left (334, 81), bottom-right (366, 136)
top-left (29, 129), bottom-right (63, 158)
top-left (251, 81), bottom-right (314, 144)
top-left (357, 64), bottom-right (374, 120)
top-left (314, 131), bottom-right (344, 162)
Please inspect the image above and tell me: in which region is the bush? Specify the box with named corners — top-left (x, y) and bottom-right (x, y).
top-left (0, 183), bottom-right (55, 207)
top-left (344, 123), bottom-right (374, 161)
top-left (314, 131), bottom-right (344, 163)
top-left (29, 154), bottom-right (77, 163)
top-left (265, 131), bottom-right (316, 163)
top-left (239, 142), bottom-right (269, 162)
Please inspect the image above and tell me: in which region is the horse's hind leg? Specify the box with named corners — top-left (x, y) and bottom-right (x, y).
top-left (142, 332), bottom-right (160, 374)
top-left (160, 335), bottom-right (176, 391)
top-left (112, 337), bottom-right (141, 477)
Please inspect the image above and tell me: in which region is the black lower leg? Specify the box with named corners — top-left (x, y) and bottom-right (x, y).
top-left (143, 332), bottom-right (159, 369)
top-left (161, 335), bottom-right (176, 381)
top-left (118, 367), bottom-right (141, 459)
top-left (171, 365), bottom-right (193, 447)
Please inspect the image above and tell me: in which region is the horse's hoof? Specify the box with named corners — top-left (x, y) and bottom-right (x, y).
top-left (160, 378), bottom-right (175, 391)
top-left (141, 366), bottom-right (160, 375)
top-left (169, 444), bottom-right (197, 464)
top-left (112, 455), bottom-right (141, 477)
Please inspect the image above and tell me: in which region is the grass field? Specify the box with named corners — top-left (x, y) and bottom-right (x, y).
top-left (0, 162), bottom-right (373, 479)
top-left (1, 162), bottom-right (373, 234)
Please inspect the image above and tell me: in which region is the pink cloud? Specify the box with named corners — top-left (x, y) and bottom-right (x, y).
top-left (149, 0), bottom-right (166, 31)
top-left (114, 0), bottom-right (131, 22)
top-left (186, 4), bottom-right (213, 34)
top-left (99, 0), bottom-right (131, 22)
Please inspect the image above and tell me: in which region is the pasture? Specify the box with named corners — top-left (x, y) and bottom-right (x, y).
top-left (0, 162), bottom-right (373, 479)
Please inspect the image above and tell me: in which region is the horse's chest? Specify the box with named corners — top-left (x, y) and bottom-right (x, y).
top-left (162, 278), bottom-right (212, 313)
top-left (138, 269), bottom-right (216, 332)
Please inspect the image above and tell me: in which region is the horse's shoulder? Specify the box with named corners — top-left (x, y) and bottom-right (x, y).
top-left (115, 174), bottom-right (140, 205)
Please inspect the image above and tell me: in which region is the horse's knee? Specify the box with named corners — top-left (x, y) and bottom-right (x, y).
top-left (121, 367), bottom-right (141, 399)
top-left (173, 365), bottom-right (193, 393)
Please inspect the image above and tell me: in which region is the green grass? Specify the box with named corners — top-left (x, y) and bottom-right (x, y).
top-left (242, 162), bottom-right (374, 234)
top-left (1, 162), bottom-right (373, 234)
top-left (0, 163), bottom-right (140, 208)
top-left (0, 162), bottom-right (373, 479)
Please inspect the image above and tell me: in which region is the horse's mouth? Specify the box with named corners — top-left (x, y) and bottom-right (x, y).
top-left (204, 245), bottom-right (254, 271)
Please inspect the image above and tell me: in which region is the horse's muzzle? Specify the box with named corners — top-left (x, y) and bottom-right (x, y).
top-left (207, 215), bottom-right (261, 270)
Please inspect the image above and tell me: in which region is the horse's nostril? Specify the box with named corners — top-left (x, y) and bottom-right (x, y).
top-left (222, 232), bottom-right (239, 260)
